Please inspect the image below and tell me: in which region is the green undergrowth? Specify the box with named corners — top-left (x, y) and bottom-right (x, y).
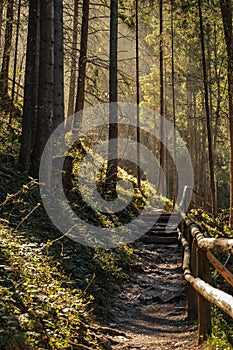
top-left (0, 223), bottom-right (97, 349)
top-left (189, 209), bottom-right (233, 239)
top-left (0, 221), bottom-right (135, 349)
top-left (207, 307), bottom-right (233, 350)
top-left (0, 112), bottom-right (21, 156)
top-left (0, 169), bottom-right (139, 349)
top-left (0, 129), bottom-right (174, 348)
top-left (70, 173), bottom-right (173, 228)
top-left (0, 182), bottom-right (137, 348)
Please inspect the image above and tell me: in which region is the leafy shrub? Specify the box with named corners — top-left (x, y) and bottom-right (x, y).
top-left (207, 307), bottom-right (233, 350)
top-left (0, 224), bottom-right (96, 349)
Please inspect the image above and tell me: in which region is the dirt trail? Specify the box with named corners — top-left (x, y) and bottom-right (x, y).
top-left (102, 243), bottom-right (205, 350)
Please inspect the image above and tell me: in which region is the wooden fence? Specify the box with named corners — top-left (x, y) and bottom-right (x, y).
top-left (191, 189), bottom-right (213, 215)
top-left (179, 186), bottom-right (233, 344)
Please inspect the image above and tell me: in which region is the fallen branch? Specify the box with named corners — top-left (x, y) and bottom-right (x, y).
top-left (16, 203), bottom-right (41, 230)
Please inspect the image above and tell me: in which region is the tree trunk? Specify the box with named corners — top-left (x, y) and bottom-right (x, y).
top-left (9, 0), bottom-right (21, 125)
top-left (75, 0), bottom-right (89, 114)
top-left (198, 0), bottom-right (216, 216)
top-left (164, 62), bottom-right (168, 195)
top-left (136, 0), bottom-right (141, 190)
top-left (201, 109), bottom-right (207, 200)
top-left (19, 0), bottom-right (40, 173)
top-left (105, 0), bottom-right (118, 198)
top-left (0, 0), bottom-right (5, 49)
top-left (0, 0), bottom-right (14, 97)
top-left (158, 0), bottom-right (165, 194)
top-left (193, 93), bottom-right (199, 195)
top-left (16, 53), bottom-right (24, 101)
top-left (31, 0), bottom-right (54, 176)
top-left (67, 0), bottom-right (79, 118)
top-left (187, 76), bottom-right (194, 170)
top-left (213, 22), bottom-right (221, 154)
top-left (220, 0), bottom-right (233, 228)
top-left (171, 0), bottom-right (177, 208)
top-left (53, 0), bottom-right (64, 129)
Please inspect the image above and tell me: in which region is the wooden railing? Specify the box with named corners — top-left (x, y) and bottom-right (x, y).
top-left (179, 186), bottom-right (233, 344)
top-left (179, 185), bottom-right (213, 215)
top-left (191, 189), bottom-right (213, 214)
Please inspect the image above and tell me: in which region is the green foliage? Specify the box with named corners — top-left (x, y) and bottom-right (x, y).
top-left (0, 165), bottom-right (140, 347)
top-left (163, 198), bottom-right (173, 212)
top-left (93, 245), bottom-right (134, 280)
top-left (0, 224), bottom-right (96, 349)
top-left (0, 113), bottom-right (21, 156)
top-left (207, 307), bottom-right (233, 350)
top-left (189, 209), bottom-right (233, 238)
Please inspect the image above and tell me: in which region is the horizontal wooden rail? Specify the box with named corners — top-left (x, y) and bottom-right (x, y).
top-left (179, 228), bottom-right (233, 344)
top-left (179, 230), bottom-right (233, 318)
top-left (192, 189), bottom-right (212, 209)
top-left (182, 214), bottom-right (233, 255)
top-left (206, 251), bottom-right (233, 288)
top-left (186, 275), bottom-right (233, 318)
top-left (179, 186), bottom-right (233, 344)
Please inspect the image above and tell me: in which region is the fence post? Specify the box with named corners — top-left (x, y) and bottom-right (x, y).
top-left (188, 239), bottom-right (198, 319)
top-left (196, 247), bottom-right (212, 343)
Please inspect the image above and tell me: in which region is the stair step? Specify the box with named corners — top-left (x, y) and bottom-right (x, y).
top-left (143, 236), bottom-right (178, 244)
top-left (157, 217), bottom-right (180, 223)
top-left (150, 225), bottom-right (177, 231)
top-left (140, 210), bottom-right (181, 245)
top-left (142, 213), bottom-right (181, 223)
top-left (143, 211), bottom-right (180, 217)
top-left (147, 230), bottom-right (177, 236)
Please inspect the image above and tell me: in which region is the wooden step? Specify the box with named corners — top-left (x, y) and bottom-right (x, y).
top-left (147, 229), bottom-right (177, 237)
top-left (141, 210), bottom-right (181, 245)
top-left (150, 224), bottom-right (178, 230)
top-left (142, 212), bottom-right (181, 223)
top-left (140, 210), bottom-right (180, 245)
top-left (143, 235), bottom-right (178, 244)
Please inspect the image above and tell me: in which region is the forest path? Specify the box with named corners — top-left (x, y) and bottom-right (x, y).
top-left (102, 243), bottom-right (205, 350)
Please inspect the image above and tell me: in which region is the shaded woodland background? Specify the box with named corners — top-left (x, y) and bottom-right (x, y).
top-left (0, 0), bottom-right (233, 215)
top-left (0, 1), bottom-right (233, 349)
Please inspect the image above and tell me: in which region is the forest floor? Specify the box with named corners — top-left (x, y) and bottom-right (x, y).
top-left (100, 242), bottom-right (206, 350)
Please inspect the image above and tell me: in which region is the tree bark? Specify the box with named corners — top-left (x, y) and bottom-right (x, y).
top-left (105, 0), bottom-right (118, 198)
top-left (19, 0), bottom-right (40, 172)
top-left (171, 0), bottom-right (177, 208)
top-left (136, 0), bottom-right (141, 190)
top-left (9, 0), bottom-right (21, 125)
top-left (220, 0), bottom-right (233, 228)
top-left (75, 0), bottom-right (89, 114)
top-left (53, 0), bottom-right (64, 129)
top-left (213, 22), bottom-right (221, 154)
top-left (0, 0), bottom-right (5, 50)
top-left (67, 0), bottom-right (79, 118)
top-left (31, 0), bottom-right (54, 176)
top-left (0, 0), bottom-right (14, 97)
top-left (158, 0), bottom-right (165, 194)
top-left (198, 0), bottom-right (216, 216)
top-left (201, 112), bottom-right (207, 200)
